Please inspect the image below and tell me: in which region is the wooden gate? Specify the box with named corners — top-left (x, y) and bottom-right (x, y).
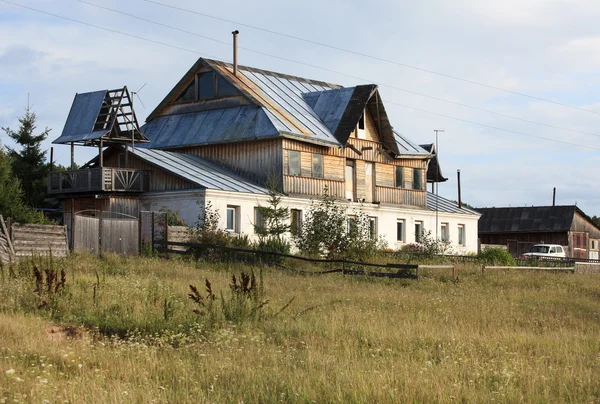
top-left (73, 211), bottom-right (139, 255)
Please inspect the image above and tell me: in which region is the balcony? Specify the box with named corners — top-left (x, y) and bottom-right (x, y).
top-left (48, 167), bottom-right (149, 195)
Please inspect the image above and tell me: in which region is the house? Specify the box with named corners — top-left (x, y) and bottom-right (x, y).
top-left (49, 57), bottom-right (480, 253)
top-left (478, 205), bottom-right (600, 258)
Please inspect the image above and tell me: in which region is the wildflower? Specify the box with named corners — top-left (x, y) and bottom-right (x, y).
top-left (4, 369), bottom-right (15, 376)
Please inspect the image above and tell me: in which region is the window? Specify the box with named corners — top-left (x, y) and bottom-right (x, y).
top-left (226, 206), bottom-right (239, 233)
top-left (312, 154), bottom-right (323, 178)
top-left (198, 71), bottom-right (216, 100)
top-left (592, 240), bottom-right (596, 249)
top-left (347, 216), bottom-right (357, 234)
top-left (357, 112), bottom-right (366, 139)
top-left (441, 223), bottom-right (449, 242)
top-left (458, 224), bottom-right (465, 246)
top-left (415, 221), bottom-right (423, 243)
top-left (254, 207), bottom-right (266, 233)
top-left (397, 220), bottom-right (405, 242)
top-left (290, 209), bottom-right (302, 235)
top-left (413, 168), bottom-right (422, 190)
top-left (176, 81), bottom-right (196, 103)
top-left (395, 166), bottom-right (404, 188)
top-left (288, 150), bottom-right (301, 176)
top-left (176, 71), bottom-right (240, 103)
top-left (217, 75), bottom-right (238, 97)
top-left (369, 217), bottom-right (377, 239)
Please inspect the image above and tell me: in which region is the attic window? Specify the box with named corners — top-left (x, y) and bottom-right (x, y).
top-left (357, 111), bottom-right (366, 139)
top-left (177, 82), bottom-right (196, 103)
top-left (198, 71), bottom-right (215, 100)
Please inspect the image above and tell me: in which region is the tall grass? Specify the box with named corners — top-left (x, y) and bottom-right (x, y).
top-left (0, 253), bottom-right (599, 403)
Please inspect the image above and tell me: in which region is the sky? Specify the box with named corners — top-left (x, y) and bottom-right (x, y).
top-left (1, 0), bottom-right (600, 215)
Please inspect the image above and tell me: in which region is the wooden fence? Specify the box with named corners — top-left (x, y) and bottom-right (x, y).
top-left (73, 213), bottom-right (139, 256)
top-left (0, 216), bottom-right (68, 264)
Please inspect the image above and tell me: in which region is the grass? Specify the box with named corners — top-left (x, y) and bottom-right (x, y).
top-left (0, 253), bottom-right (599, 403)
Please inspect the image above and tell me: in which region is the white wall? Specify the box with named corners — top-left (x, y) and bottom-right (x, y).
top-left (139, 190), bottom-right (205, 227)
top-left (205, 189), bottom-right (481, 254)
top-left (139, 188), bottom-right (480, 253)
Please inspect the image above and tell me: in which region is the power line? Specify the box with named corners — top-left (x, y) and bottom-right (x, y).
top-left (3, 0), bottom-right (597, 152)
top-left (143, 0), bottom-right (600, 117)
top-left (0, 0), bottom-right (220, 58)
top-left (384, 99), bottom-right (600, 151)
top-left (74, 0), bottom-right (600, 139)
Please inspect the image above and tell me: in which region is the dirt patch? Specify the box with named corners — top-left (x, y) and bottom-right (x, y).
top-left (45, 325), bottom-right (85, 342)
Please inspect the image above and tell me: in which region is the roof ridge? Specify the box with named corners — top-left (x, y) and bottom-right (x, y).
top-left (202, 58), bottom-right (343, 89)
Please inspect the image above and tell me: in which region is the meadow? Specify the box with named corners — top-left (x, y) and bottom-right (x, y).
top-left (0, 253), bottom-right (599, 403)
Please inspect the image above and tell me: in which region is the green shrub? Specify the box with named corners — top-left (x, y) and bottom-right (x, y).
top-left (478, 247), bottom-right (515, 265)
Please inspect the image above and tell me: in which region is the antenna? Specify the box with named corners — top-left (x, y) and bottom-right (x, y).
top-left (132, 83), bottom-right (147, 109)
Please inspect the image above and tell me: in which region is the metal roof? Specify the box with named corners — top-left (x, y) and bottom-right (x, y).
top-left (427, 192), bottom-right (480, 215)
top-left (54, 90), bottom-right (109, 144)
top-left (419, 143), bottom-right (447, 181)
top-left (477, 206), bottom-right (577, 233)
top-left (128, 147), bottom-right (268, 194)
top-left (138, 106), bottom-right (280, 150)
top-left (395, 131), bottom-right (430, 156)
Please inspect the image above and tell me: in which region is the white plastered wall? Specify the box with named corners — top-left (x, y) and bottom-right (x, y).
top-left (139, 188), bottom-right (480, 253)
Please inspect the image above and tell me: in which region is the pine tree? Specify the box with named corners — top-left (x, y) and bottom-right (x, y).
top-left (0, 146), bottom-right (45, 223)
top-left (2, 105), bottom-right (51, 207)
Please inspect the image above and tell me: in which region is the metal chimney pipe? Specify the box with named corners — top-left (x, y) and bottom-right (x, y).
top-left (553, 187), bottom-right (556, 206)
top-left (457, 169), bottom-right (462, 209)
top-left (232, 30), bottom-right (239, 75)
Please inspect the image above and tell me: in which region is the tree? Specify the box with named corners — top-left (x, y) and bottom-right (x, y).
top-left (253, 179), bottom-right (291, 253)
top-left (293, 187), bottom-right (385, 259)
top-left (592, 215), bottom-right (600, 228)
top-left (0, 146), bottom-right (45, 223)
top-left (2, 105), bottom-right (51, 207)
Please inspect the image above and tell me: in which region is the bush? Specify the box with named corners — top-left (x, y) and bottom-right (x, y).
top-left (478, 247), bottom-right (515, 265)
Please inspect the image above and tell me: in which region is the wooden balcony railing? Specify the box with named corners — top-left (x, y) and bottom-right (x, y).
top-left (48, 167), bottom-right (149, 194)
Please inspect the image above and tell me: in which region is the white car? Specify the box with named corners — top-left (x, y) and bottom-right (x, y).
top-left (522, 244), bottom-right (566, 258)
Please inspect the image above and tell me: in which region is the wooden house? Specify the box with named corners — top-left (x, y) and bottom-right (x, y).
top-left (50, 58), bottom-right (480, 253)
top-left (478, 206), bottom-right (600, 258)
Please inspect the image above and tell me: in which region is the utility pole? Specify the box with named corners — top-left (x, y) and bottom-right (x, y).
top-left (434, 129), bottom-right (444, 241)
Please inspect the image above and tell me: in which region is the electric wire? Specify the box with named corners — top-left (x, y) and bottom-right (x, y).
top-left (143, 0), bottom-right (600, 116)
top-left (74, 0), bottom-right (600, 139)
top-left (2, 0), bottom-right (598, 152)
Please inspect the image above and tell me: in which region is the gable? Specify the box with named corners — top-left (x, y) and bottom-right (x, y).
top-left (54, 87), bottom-right (148, 146)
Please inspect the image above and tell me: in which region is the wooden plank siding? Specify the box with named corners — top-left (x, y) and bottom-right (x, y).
top-left (180, 139), bottom-right (283, 189)
top-left (281, 137), bottom-right (428, 207)
top-left (104, 151), bottom-right (196, 192)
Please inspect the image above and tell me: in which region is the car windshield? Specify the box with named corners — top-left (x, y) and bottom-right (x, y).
top-left (529, 245), bottom-right (550, 253)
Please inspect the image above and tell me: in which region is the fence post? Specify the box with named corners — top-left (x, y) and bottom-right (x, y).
top-left (151, 212), bottom-right (155, 252)
top-left (481, 265), bottom-right (485, 276)
top-left (163, 212), bottom-right (169, 253)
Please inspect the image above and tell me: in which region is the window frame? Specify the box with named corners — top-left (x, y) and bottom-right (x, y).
top-left (288, 150), bottom-right (301, 176)
top-left (357, 112), bottom-right (366, 139)
top-left (290, 209), bottom-right (303, 235)
top-left (226, 205), bottom-right (239, 233)
top-left (254, 207), bottom-right (266, 234)
top-left (311, 153), bottom-right (324, 179)
top-left (457, 224), bottom-right (465, 246)
top-left (413, 168), bottom-right (422, 190)
top-left (395, 166), bottom-right (404, 189)
top-left (396, 219), bottom-right (405, 242)
top-left (415, 221), bottom-right (423, 243)
top-left (369, 217), bottom-right (377, 240)
top-left (441, 222), bottom-right (449, 243)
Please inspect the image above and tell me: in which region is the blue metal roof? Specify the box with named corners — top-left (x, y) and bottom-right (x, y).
top-left (138, 106), bottom-right (281, 150)
top-left (128, 147), bottom-right (268, 194)
top-left (427, 192), bottom-right (480, 215)
top-left (54, 90), bottom-right (109, 144)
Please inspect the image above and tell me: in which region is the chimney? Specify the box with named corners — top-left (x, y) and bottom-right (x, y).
top-left (552, 187), bottom-right (556, 206)
top-left (232, 30), bottom-right (239, 75)
top-left (457, 169), bottom-right (462, 209)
